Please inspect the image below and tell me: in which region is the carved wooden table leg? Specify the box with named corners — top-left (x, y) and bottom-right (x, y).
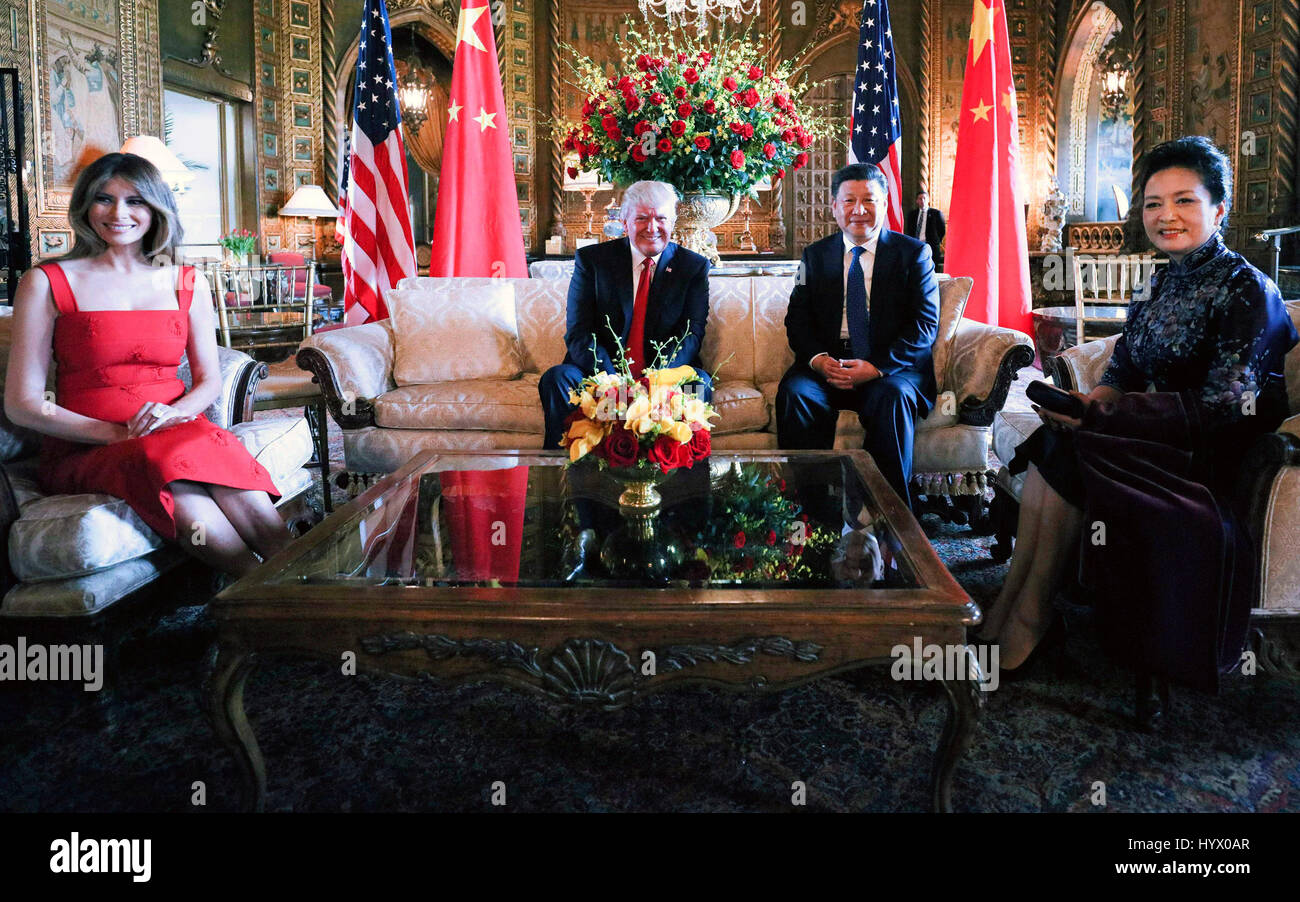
top-left (931, 647), bottom-right (982, 812)
top-left (204, 642), bottom-right (265, 812)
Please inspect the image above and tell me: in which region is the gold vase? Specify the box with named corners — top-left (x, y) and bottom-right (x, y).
top-left (600, 465), bottom-right (684, 581)
top-left (674, 194), bottom-right (742, 266)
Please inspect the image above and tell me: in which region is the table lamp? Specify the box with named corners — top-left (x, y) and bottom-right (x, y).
top-left (120, 136), bottom-right (195, 193)
top-left (278, 185), bottom-right (342, 259)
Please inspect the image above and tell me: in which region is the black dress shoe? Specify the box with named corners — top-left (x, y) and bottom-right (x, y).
top-left (1000, 616), bottom-right (1066, 683)
top-left (560, 528), bottom-right (598, 582)
top-left (1133, 672), bottom-right (1171, 732)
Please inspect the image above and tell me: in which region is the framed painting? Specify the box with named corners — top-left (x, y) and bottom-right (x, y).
top-left (292, 69), bottom-right (310, 95)
top-left (290, 1), bottom-right (310, 29)
top-left (291, 36), bottom-right (310, 62)
top-left (264, 233), bottom-right (281, 251)
top-left (37, 228), bottom-right (72, 258)
top-left (293, 103), bottom-right (312, 128)
top-left (293, 169), bottom-right (312, 188)
top-left (31, 0), bottom-right (128, 215)
top-left (292, 136), bottom-right (311, 161)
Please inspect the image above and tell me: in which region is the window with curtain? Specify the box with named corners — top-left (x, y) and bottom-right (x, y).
top-left (163, 87), bottom-right (241, 261)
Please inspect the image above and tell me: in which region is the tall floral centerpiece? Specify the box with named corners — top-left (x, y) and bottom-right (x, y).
top-left (559, 23), bottom-right (827, 263)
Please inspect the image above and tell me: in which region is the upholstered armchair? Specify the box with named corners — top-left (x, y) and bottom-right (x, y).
top-left (995, 300), bottom-right (1300, 648)
top-left (0, 320), bottom-right (315, 620)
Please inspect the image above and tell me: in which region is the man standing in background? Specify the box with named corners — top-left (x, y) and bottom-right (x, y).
top-left (905, 190), bottom-right (946, 272)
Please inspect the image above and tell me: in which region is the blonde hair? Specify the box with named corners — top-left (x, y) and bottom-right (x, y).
top-left (64, 152), bottom-right (184, 262)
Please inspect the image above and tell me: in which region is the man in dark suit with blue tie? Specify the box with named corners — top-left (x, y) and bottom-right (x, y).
top-left (540, 180), bottom-right (711, 448)
top-left (776, 163), bottom-right (940, 508)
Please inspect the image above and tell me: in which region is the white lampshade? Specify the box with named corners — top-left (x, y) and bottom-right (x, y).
top-left (120, 135), bottom-right (194, 188)
top-left (279, 185), bottom-right (342, 219)
top-left (561, 152), bottom-right (610, 191)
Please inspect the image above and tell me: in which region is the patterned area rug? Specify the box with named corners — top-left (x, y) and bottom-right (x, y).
top-left (3, 372), bottom-right (1297, 813)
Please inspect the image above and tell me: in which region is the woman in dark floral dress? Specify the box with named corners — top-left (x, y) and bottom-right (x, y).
top-left (978, 137), bottom-right (1297, 697)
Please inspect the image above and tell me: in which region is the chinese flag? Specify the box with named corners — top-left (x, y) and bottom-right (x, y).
top-left (943, 0), bottom-right (1032, 336)
top-left (429, 0), bottom-right (527, 277)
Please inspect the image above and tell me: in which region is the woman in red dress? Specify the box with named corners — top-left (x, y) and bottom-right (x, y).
top-left (4, 153), bottom-right (289, 577)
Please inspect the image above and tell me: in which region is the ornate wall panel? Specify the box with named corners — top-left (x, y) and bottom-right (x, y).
top-left (10, 0), bottom-right (160, 260)
top-left (254, 0), bottom-right (325, 250)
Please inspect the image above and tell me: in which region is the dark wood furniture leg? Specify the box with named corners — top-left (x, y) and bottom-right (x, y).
top-left (204, 642), bottom-right (266, 812)
top-left (931, 647), bottom-right (982, 812)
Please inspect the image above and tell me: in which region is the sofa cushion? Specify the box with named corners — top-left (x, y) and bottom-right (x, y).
top-left (1, 550), bottom-right (181, 618)
top-left (8, 475), bottom-right (165, 583)
top-left (710, 380), bottom-right (769, 435)
top-left (933, 276), bottom-right (973, 391)
top-left (700, 277), bottom-right (755, 383)
top-left (992, 408), bottom-right (1041, 471)
top-left (752, 276), bottom-right (798, 385)
top-left (373, 374), bottom-right (545, 433)
top-left (386, 279), bottom-right (523, 384)
top-left (5, 416), bottom-right (312, 583)
top-left (514, 279), bottom-right (569, 374)
top-left (231, 416), bottom-right (314, 491)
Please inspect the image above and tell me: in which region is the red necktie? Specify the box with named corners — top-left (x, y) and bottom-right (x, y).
top-left (628, 257), bottom-right (653, 377)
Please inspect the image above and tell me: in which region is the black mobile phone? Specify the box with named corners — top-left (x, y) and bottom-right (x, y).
top-left (1026, 380), bottom-right (1087, 419)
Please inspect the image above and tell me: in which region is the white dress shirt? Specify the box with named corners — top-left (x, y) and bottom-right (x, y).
top-left (808, 231), bottom-right (879, 367)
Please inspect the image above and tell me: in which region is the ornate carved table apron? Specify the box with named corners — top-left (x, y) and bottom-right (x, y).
top-left (206, 449), bottom-right (983, 812)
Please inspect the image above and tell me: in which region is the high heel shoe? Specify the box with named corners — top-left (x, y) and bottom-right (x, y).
top-left (1133, 671), bottom-right (1171, 732)
top-left (999, 616), bottom-right (1066, 683)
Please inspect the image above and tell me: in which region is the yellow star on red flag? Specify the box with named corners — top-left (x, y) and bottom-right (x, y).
top-left (456, 4), bottom-right (489, 53)
top-left (447, 100), bottom-right (462, 122)
top-left (969, 0), bottom-right (995, 65)
top-left (970, 98), bottom-right (994, 122)
top-left (472, 107), bottom-right (497, 131)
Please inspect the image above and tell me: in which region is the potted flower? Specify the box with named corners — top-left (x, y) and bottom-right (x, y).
top-left (218, 229), bottom-right (258, 266)
top-left (561, 326), bottom-right (718, 512)
top-left (558, 22), bottom-right (827, 261)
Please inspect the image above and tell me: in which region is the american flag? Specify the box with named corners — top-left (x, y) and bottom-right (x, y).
top-left (847, 0), bottom-right (904, 232)
top-left (338, 0), bottom-right (417, 324)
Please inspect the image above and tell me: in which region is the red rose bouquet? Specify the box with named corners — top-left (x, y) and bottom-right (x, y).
top-left (558, 22), bottom-right (828, 196)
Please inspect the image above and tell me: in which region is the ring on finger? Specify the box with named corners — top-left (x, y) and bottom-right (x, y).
top-left (150, 406), bottom-right (166, 419)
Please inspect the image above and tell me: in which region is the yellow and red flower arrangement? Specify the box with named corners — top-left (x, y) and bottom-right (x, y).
top-left (561, 363), bottom-right (718, 473)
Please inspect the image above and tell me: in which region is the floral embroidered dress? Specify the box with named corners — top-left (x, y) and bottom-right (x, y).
top-left (1012, 233), bottom-right (1297, 503)
top-left (37, 262), bottom-right (280, 539)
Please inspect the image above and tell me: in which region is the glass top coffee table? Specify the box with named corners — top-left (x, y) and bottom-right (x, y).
top-left (208, 449), bottom-right (982, 811)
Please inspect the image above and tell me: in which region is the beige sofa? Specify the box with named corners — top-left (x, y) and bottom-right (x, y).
top-left (0, 314), bottom-right (315, 620)
top-left (991, 299), bottom-right (1300, 621)
top-left (298, 272), bottom-right (1034, 498)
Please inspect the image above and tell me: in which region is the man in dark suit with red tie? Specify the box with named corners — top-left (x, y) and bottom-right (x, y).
top-left (776, 164), bottom-right (940, 508)
top-left (540, 180), bottom-right (711, 448)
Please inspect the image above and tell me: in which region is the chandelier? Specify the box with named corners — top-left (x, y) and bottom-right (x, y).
top-left (1098, 41), bottom-right (1131, 116)
top-left (397, 33), bottom-right (432, 135)
top-left (637, 0), bottom-right (761, 37)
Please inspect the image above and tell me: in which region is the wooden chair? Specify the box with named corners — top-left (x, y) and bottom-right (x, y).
top-left (201, 260), bottom-right (332, 511)
top-left (1070, 253), bottom-right (1167, 345)
top-left (267, 252), bottom-right (342, 328)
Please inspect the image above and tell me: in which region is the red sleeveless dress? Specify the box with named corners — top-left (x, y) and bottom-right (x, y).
top-left (37, 262), bottom-right (280, 539)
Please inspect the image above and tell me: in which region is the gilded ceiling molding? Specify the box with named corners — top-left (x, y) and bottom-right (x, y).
top-left (548, 0), bottom-right (564, 239)
top-left (918, 0), bottom-right (930, 193)
top-left (1169, 0), bottom-right (1185, 127)
top-left (1037, 0), bottom-right (1057, 187)
top-left (1277, 0), bottom-right (1297, 225)
top-left (1126, 0), bottom-right (1146, 249)
top-left (765, 0), bottom-right (785, 252)
top-left (185, 0), bottom-right (235, 78)
top-left (322, 0), bottom-right (340, 196)
top-left (1066, 6), bottom-right (1118, 215)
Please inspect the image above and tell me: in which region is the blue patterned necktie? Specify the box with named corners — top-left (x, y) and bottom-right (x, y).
top-left (846, 245), bottom-right (871, 360)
